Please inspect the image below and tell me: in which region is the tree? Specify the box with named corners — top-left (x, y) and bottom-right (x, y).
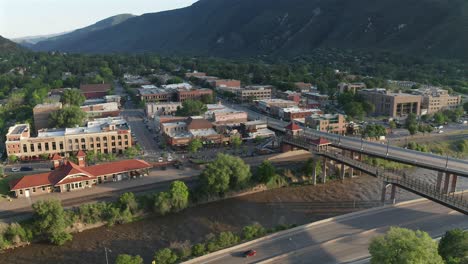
top-left (369, 227), bottom-right (443, 264)
top-left (169, 181), bottom-right (189, 212)
top-left (408, 124), bottom-right (418, 135)
top-left (231, 135), bottom-right (242, 149)
top-left (405, 113), bottom-right (418, 129)
top-left (188, 138), bottom-right (203, 153)
top-left (192, 243), bottom-right (206, 256)
top-left (256, 160), bottom-right (276, 183)
top-left (154, 192), bottom-right (172, 215)
top-left (200, 94), bottom-right (214, 104)
top-left (115, 254), bottom-right (143, 264)
top-left (243, 223), bottom-right (266, 240)
top-left (362, 124), bottom-right (387, 139)
top-left (389, 121), bottom-right (397, 132)
top-left (8, 155), bottom-right (18, 163)
top-left (118, 192), bottom-right (139, 214)
top-left (176, 100), bottom-right (207, 116)
top-left (166, 76), bottom-right (183, 85)
top-left (438, 229), bottom-right (468, 263)
top-left (434, 112), bottom-right (446, 125)
top-left (153, 248), bottom-right (178, 264)
top-left (302, 158), bottom-right (322, 179)
top-left (49, 106), bottom-right (86, 128)
top-left (123, 147), bottom-right (140, 158)
top-left (463, 102), bottom-right (468, 112)
top-left (199, 154), bottom-right (251, 195)
top-left (61, 89), bottom-right (86, 106)
top-left (31, 199), bottom-right (72, 245)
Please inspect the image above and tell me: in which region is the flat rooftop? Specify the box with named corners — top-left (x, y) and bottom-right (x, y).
top-left (10, 124), bottom-right (28, 135)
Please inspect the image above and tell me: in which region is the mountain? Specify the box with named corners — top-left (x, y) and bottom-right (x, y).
top-left (13, 31), bottom-right (71, 48)
top-left (33, 14), bottom-right (136, 51)
top-left (0, 36), bottom-right (21, 53)
top-left (32, 0), bottom-right (468, 60)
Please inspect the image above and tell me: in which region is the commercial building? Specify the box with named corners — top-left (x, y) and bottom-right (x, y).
top-left (80, 84), bottom-right (112, 99)
top-left (33, 102), bottom-right (62, 130)
top-left (240, 120), bottom-right (276, 139)
top-left (177, 88), bottom-right (213, 102)
top-left (256, 99), bottom-right (299, 115)
top-left (277, 91), bottom-right (301, 103)
top-left (278, 108), bottom-right (321, 122)
top-left (358, 89), bottom-right (422, 117)
top-left (146, 102), bottom-right (182, 118)
top-left (9, 155), bottom-right (151, 198)
top-left (305, 114), bottom-right (347, 135)
top-left (338, 82), bottom-right (367, 94)
top-left (210, 79), bottom-right (241, 89)
top-left (138, 88), bottom-right (173, 102)
top-left (138, 87), bottom-right (213, 103)
top-left (294, 82), bottom-right (314, 92)
top-left (80, 102), bottom-right (120, 118)
top-left (235, 87), bottom-right (272, 102)
top-left (161, 117), bottom-right (228, 147)
top-left (302, 92), bottom-right (329, 107)
top-left (6, 117), bottom-right (132, 160)
top-left (185, 71), bottom-right (207, 78)
top-left (413, 87), bottom-right (462, 114)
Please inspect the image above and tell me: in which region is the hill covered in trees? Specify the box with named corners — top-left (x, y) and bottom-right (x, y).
top-left (31, 0), bottom-right (468, 60)
top-left (0, 36), bottom-right (21, 53)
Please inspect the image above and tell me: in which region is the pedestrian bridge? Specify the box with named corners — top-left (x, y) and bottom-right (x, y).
top-left (282, 134), bottom-right (468, 215)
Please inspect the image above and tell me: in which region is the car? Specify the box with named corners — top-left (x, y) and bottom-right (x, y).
top-left (158, 157), bottom-right (163, 163)
top-left (20, 167), bottom-right (33, 171)
top-left (11, 167), bottom-right (20, 172)
top-left (438, 130), bottom-right (444, 134)
top-left (167, 156), bottom-right (173, 162)
top-left (243, 249), bottom-right (257, 258)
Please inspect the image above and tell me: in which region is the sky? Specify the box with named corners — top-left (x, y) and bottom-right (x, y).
top-left (0, 0), bottom-right (198, 39)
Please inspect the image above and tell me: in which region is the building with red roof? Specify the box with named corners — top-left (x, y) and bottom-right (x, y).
top-left (9, 158), bottom-right (151, 198)
top-left (80, 83), bottom-right (112, 99)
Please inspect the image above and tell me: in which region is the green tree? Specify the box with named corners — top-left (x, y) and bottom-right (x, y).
top-left (61, 89), bottom-right (86, 106)
top-left (31, 199), bottom-right (72, 245)
top-left (405, 113), bottom-right (417, 128)
top-left (363, 124), bottom-right (387, 139)
top-left (118, 192), bottom-right (139, 214)
top-left (115, 254), bottom-right (143, 264)
top-left (192, 243), bottom-right (206, 256)
top-left (49, 106), bottom-right (86, 128)
top-left (166, 76), bottom-right (183, 85)
top-left (302, 158), bottom-right (322, 179)
top-left (438, 229), bottom-right (468, 264)
top-left (154, 248), bottom-right (178, 264)
top-left (434, 112), bottom-right (446, 125)
top-left (154, 192), bottom-right (172, 216)
top-left (200, 94), bottom-right (214, 104)
top-left (256, 160), bottom-right (276, 183)
top-left (242, 223), bottom-right (266, 240)
top-left (176, 100), bottom-right (207, 116)
top-left (463, 102), bottom-right (468, 112)
top-left (123, 147), bottom-right (140, 158)
top-left (369, 227), bottom-right (443, 264)
top-left (389, 121), bottom-right (397, 132)
top-left (231, 135), bottom-right (242, 149)
top-left (169, 181), bottom-right (189, 212)
top-left (8, 155), bottom-right (18, 163)
top-left (199, 154), bottom-right (251, 195)
top-left (188, 138), bottom-right (203, 153)
top-left (4, 223), bottom-right (32, 245)
top-left (408, 124), bottom-right (418, 135)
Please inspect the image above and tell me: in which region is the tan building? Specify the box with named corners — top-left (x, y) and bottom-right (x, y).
top-left (6, 117), bottom-right (132, 160)
top-left (146, 102), bottom-right (182, 118)
top-left (358, 89), bottom-right (422, 117)
top-left (305, 114), bottom-right (347, 135)
top-left (413, 88), bottom-right (462, 114)
top-left (80, 102), bottom-right (120, 118)
top-left (33, 102), bottom-right (63, 130)
top-left (236, 86), bottom-right (272, 103)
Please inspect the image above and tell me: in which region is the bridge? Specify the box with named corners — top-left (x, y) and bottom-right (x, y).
top-left (282, 134), bottom-right (468, 215)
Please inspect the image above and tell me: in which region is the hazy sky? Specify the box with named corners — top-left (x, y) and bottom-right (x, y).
top-left (0, 0), bottom-right (198, 39)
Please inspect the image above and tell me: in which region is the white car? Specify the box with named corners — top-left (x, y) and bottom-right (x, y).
top-left (158, 157), bottom-right (163, 163)
top-left (167, 156), bottom-right (173, 162)
top-left (438, 130), bottom-right (444, 134)
top-left (11, 167), bottom-right (20, 172)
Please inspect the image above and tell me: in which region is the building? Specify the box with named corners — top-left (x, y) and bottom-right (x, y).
top-left (211, 79), bottom-right (241, 89)
top-left (302, 92), bottom-right (329, 107)
top-left (138, 88), bottom-right (173, 102)
top-left (413, 87), bottom-right (462, 114)
top-left (305, 114), bottom-right (347, 135)
top-left (33, 102), bottom-right (62, 130)
top-left (146, 102), bottom-right (182, 118)
top-left (161, 117), bottom-right (228, 147)
top-left (278, 108), bottom-right (321, 122)
top-left (104, 95), bottom-right (122, 106)
top-left (9, 156), bottom-right (151, 198)
top-left (177, 88), bottom-right (213, 102)
top-left (163, 83), bottom-right (193, 90)
top-left (185, 71), bottom-right (207, 78)
top-left (294, 82), bottom-right (314, 92)
top-left (338, 82), bottom-right (367, 94)
top-left (256, 99), bottom-right (299, 115)
top-left (277, 91), bottom-right (301, 103)
top-left (235, 86), bottom-right (271, 103)
top-left (6, 117), bottom-right (132, 160)
top-left (358, 89), bottom-right (422, 117)
top-left (211, 109), bottom-right (248, 125)
top-left (80, 102), bottom-right (120, 118)
top-left (80, 84), bottom-right (112, 99)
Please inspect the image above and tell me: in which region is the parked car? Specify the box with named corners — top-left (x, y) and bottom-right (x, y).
top-left (243, 249), bottom-right (257, 258)
top-left (11, 167), bottom-right (20, 172)
top-left (167, 156), bottom-right (173, 162)
top-left (20, 167), bottom-right (33, 171)
top-left (158, 157), bottom-right (163, 163)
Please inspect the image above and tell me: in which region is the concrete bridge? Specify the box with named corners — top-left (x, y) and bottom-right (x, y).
top-left (281, 134), bottom-right (468, 215)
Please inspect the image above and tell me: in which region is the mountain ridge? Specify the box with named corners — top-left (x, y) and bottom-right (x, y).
top-left (32, 0), bottom-right (468, 60)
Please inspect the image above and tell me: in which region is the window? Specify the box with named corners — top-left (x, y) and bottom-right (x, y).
top-left (45, 142), bottom-right (49, 151)
top-left (19, 190), bottom-right (23, 195)
top-left (42, 186), bottom-right (46, 191)
top-left (86, 181), bottom-right (89, 185)
top-left (111, 136), bottom-right (115, 141)
top-left (103, 137), bottom-right (107, 141)
top-left (33, 187), bottom-right (36, 193)
top-left (30, 144), bottom-right (35, 152)
top-left (68, 139), bottom-right (72, 144)
top-left (59, 142), bottom-right (64, 150)
top-left (81, 138), bottom-right (85, 143)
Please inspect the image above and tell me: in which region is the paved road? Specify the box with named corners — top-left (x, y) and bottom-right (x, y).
top-left (187, 199), bottom-right (467, 264)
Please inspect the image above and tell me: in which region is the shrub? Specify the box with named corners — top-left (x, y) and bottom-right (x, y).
top-left (115, 254), bottom-right (143, 264)
top-left (192, 243), bottom-right (206, 256)
top-left (242, 223), bottom-right (266, 240)
top-left (4, 223), bottom-right (32, 245)
top-left (154, 192), bottom-right (172, 216)
top-left (154, 248), bottom-right (178, 264)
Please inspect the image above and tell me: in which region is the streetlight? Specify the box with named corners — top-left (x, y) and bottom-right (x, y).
top-left (105, 247), bottom-right (112, 264)
top-left (360, 137), bottom-right (364, 151)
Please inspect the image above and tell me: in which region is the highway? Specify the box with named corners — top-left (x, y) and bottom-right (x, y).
top-left (185, 199), bottom-right (468, 264)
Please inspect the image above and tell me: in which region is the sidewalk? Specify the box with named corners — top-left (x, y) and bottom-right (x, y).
top-left (0, 167), bottom-right (200, 212)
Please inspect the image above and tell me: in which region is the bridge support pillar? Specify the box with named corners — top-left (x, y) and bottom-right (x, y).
top-left (340, 163), bottom-right (345, 181)
top-left (312, 165), bottom-right (317, 185)
top-left (450, 175), bottom-right (458, 193)
top-left (349, 168), bottom-right (354, 178)
top-left (322, 157), bottom-right (327, 184)
top-left (436, 171), bottom-right (444, 191)
top-left (381, 183), bottom-right (388, 204)
top-left (390, 185), bottom-right (397, 204)
top-left (443, 173), bottom-right (451, 194)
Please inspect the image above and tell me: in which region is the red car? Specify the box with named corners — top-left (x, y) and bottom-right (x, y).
top-left (243, 249), bottom-right (257, 258)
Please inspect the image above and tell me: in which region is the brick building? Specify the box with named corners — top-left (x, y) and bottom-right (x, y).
top-left (211, 79), bottom-right (241, 88)
top-left (305, 114), bottom-right (347, 135)
top-left (33, 102), bottom-right (63, 130)
top-left (80, 102), bottom-right (120, 118)
top-left (278, 108), bottom-right (321, 122)
top-left (146, 102), bottom-right (182, 118)
top-left (338, 82), bottom-right (367, 94)
top-left (80, 84), bottom-right (112, 99)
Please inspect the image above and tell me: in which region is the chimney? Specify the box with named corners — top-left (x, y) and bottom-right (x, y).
top-left (76, 150), bottom-right (87, 167)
